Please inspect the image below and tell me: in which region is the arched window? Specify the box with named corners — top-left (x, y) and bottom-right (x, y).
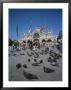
top-left (33, 39), bottom-right (39, 42)
top-left (47, 39), bottom-right (52, 42)
top-left (42, 39), bottom-right (46, 42)
top-left (27, 40), bottom-right (32, 45)
top-left (33, 33), bottom-right (40, 38)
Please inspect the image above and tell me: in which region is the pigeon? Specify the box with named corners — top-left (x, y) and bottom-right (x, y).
top-left (53, 59), bottom-right (57, 62)
top-left (39, 60), bottom-right (43, 64)
top-left (50, 52), bottom-right (61, 59)
top-left (44, 51), bottom-right (48, 54)
top-left (48, 57), bottom-right (53, 63)
top-left (31, 52), bottom-right (34, 55)
top-left (13, 53), bottom-right (17, 56)
top-left (23, 71), bottom-right (38, 80)
top-left (27, 51), bottom-right (32, 57)
top-left (34, 53), bottom-right (39, 58)
top-left (50, 52), bottom-right (55, 57)
top-left (43, 66), bottom-right (54, 73)
top-left (34, 59), bottom-right (37, 62)
top-left (23, 64), bottom-right (27, 68)
top-left (32, 63), bottom-right (40, 66)
top-left (51, 62), bottom-right (59, 67)
top-left (40, 52), bottom-right (43, 55)
top-left (13, 52), bottom-right (19, 56)
top-left (16, 63), bottom-right (21, 69)
top-left (28, 59), bottom-right (31, 62)
top-left (11, 50), bottom-right (13, 53)
top-left (55, 53), bottom-right (61, 59)
top-left (9, 54), bottom-right (10, 56)
top-left (49, 50), bottom-right (54, 55)
top-left (40, 50), bottom-right (44, 55)
top-left (20, 53), bottom-right (25, 55)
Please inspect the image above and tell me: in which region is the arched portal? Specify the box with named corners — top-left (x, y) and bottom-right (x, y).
top-left (33, 39), bottom-right (39, 46)
top-left (27, 40), bottom-right (32, 45)
top-left (42, 39), bottom-right (46, 46)
top-left (27, 40), bottom-right (33, 49)
top-left (42, 39), bottom-right (46, 42)
top-left (47, 39), bottom-right (52, 42)
top-left (47, 39), bottom-right (53, 46)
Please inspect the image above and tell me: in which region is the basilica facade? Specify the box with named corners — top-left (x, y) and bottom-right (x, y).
top-left (19, 27), bottom-right (57, 47)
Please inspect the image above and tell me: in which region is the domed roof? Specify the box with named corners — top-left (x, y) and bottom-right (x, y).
top-left (36, 28), bottom-right (41, 32)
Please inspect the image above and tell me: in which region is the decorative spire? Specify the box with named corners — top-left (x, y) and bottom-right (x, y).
top-left (28, 24), bottom-right (32, 34)
top-left (48, 29), bottom-right (50, 32)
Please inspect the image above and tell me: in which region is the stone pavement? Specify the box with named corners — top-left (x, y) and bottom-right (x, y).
top-left (9, 47), bottom-right (62, 81)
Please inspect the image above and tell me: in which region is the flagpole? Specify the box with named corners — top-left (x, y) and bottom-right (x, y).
top-left (16, 24), bottom-right (19, 49)
top-left (17, 24), bottom-right (18, 41)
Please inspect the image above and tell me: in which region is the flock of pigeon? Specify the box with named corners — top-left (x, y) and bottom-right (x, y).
top-left (10, 47), bottom-right (62, 80)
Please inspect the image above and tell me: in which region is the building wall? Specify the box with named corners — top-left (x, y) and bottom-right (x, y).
top-left (19, 28), bottom-right (57, 47)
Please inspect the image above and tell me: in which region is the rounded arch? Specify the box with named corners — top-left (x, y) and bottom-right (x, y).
top-left (33, 39), bottom-right (39, 46)
top-left (42, 39), bottom-right (46, 42)
top-left (27, 40), bottom-right (32, 45)
top-left (33, 39), bottom-right (39, 42)
top-left (23, 40), bottom-right (26, 43)
top-left (33, 33), bottom-right (40, 38)
top-left (47, 39), bottom-right (52, 42)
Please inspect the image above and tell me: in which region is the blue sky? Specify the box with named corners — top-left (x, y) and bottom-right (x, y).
top-left (9, 9), bottom-right (62, 40)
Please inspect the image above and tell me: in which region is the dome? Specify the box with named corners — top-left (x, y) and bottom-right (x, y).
top-left (36, 28), bottom-right (41, 32)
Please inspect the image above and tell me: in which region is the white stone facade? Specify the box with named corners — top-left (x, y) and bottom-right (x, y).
top-left (19, 27), bottom-right (57, 47)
